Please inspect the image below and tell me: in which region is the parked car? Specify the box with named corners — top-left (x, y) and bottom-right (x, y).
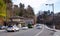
top-left (1, 26), bottom-right (6, 29)
top-left (22, 27), bottom-right (28, 30)
top-left (6, 25), bottom-right (19, 32)
top-left (0, 26), bottom-right (6, 29)
top-left (36, 24), bottom-right (42, 29)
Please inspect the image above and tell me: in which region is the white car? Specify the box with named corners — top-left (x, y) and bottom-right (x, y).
top-left (22, 27), bottom-right (28, 30)
top-left (1, 26), bottom-right (6, 29)
top-left (0, 26), bottom-right (7, 29)
top-left (36, 24), bottom-right (42, 29)
top-left (6, 25), bottom-right (19, 32)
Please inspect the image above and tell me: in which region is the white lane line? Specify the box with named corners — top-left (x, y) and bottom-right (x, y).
top-left (35, 25), bottom-right (44, 36)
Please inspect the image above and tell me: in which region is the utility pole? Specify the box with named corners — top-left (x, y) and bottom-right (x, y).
top-left (45, 3), bottom-right (55, 29)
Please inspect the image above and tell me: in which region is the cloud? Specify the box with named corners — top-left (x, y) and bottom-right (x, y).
top-left (45, 0), bottom-right (59, 4)
top-left (19, 0), bottom-right (48, 14)
top-left (12, 0), bottom-right (59, 14)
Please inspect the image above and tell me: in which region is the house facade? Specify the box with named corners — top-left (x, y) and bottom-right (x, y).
top-left (8, 16), bottom-right (35, 27)
top-left (24, 18), bottom-right (34, 25)
top-left (9, 16), bottom-right (25, 27)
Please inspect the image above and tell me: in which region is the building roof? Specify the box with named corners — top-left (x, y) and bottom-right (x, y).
top-left (7, 21), bottom-right (20, 24)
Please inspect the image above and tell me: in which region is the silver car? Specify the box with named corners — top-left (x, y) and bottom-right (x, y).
top-left (36, 24), bottom-right (42, 29)
top-left (6, 25), bottom-right (19, 32)
top-left (22, 27), bottom-right (28, 30)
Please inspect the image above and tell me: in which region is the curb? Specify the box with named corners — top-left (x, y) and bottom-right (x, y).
top-left (45, 25), bottom-right (60, 32)
top-left (0, 30), bottom-right (5, 32)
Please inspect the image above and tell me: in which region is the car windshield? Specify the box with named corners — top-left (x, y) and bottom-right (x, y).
top-left (8, 26), bottom-right (13, 27)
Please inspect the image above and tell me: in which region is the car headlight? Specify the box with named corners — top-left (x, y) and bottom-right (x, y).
top-left (12, 29), bottom-right (14, 30)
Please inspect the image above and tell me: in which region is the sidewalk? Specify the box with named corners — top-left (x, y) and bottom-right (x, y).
top-left (53, 30), bottom-right (60, 36)
top-left (0, 30), bottom-right (5, 32)
top-left (45, 25), bottom-right (60, 36)
top-left (45, 25), bottom-right (60, 32)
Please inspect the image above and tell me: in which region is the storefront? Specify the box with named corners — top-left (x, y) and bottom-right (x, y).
top-left (9, 16), bottom-right (25, 27)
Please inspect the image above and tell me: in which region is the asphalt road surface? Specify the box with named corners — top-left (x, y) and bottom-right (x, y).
top-left (0, 25), bottom-right (55, 36)
top-left (38, 26), bottom-right (55, 36)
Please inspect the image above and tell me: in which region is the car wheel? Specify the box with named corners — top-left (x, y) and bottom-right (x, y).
top-left (7, 31), bottom-right (9, 32)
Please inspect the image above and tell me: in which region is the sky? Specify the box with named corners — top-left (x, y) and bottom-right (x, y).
top-left (12, 0), bottom-right (60, 14)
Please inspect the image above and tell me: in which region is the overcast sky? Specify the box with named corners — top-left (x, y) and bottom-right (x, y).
top-left (12, 0), bottom-right (60, 14)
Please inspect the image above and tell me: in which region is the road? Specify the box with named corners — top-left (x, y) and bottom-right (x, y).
top-left (0, 25), bottom-right (55, 36)
top-left (38, 26), bottom-right (55, 36)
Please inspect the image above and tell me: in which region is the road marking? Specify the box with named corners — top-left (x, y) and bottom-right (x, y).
top-left (35, 25), bottom-right (44, 36)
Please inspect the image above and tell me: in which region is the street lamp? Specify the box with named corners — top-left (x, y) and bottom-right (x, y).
top-left (45, 3), bottom-right (55, 30)
top-left (45, 3), bottom-right (54, 12)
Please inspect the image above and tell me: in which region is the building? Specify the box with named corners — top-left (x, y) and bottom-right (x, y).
top-left (8, 16), bottom-right (35, 27)
top-left (9, 16), bottom-right (25, 27)
top-left (24, 18), bottom-right (34, 25)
